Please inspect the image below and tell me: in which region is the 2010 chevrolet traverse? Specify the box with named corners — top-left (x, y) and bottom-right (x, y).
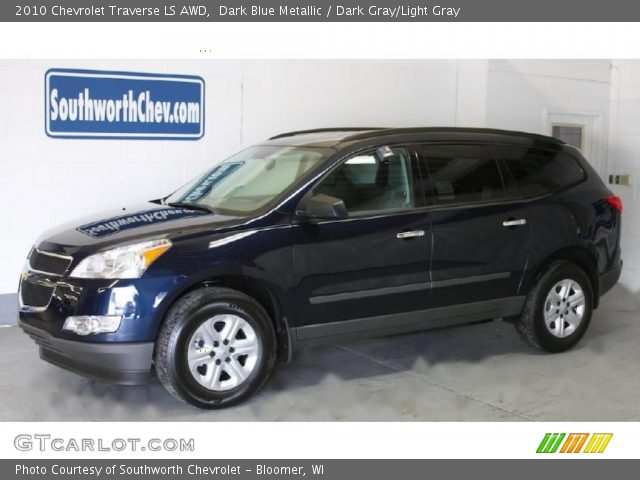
top-left (18, 127), bottom-right (623, 408)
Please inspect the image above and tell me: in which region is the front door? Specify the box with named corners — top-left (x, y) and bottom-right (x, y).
top-left (292, 145), bottom-right (431, 341)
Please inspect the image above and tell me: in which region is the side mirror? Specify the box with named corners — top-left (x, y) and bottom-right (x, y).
top-left (296, 193), bottom-right (348, 220)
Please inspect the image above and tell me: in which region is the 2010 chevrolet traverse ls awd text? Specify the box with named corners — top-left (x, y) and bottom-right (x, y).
top-left (19, 128), bottom-right (623, 408)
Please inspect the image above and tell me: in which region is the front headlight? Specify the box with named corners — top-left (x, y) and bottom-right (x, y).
top-left (69, 239), bottom-right (172, 279)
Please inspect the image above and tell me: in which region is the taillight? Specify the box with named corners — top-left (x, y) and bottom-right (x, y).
top-left (605, 195), bottom-right (623, 214)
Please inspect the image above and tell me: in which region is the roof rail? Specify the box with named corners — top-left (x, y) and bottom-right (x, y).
top-left (344, 127), bottom-right (565, 144)
top-left (269, 127), bottom-right (383, 140)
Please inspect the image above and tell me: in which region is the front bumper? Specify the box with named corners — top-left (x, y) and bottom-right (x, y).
top-left (19, 320), bottom-right (154, 385)
top-left (18, 271), bottom-right (181, 342)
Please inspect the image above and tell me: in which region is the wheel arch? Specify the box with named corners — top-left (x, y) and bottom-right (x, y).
top-left (157, 274), bottom-right (292, 363)
top-left (531, 246), bottom-right (600, 308)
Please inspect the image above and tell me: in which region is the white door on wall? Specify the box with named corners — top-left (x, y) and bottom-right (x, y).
top-left (546, 112), bottom-right (604, 174)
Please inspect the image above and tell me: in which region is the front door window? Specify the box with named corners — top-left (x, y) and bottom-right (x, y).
top-left (314, 146), bottom-right (416, 215)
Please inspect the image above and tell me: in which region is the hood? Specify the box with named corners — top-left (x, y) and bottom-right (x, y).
top-left (36, 202), bottom-right (247, 255)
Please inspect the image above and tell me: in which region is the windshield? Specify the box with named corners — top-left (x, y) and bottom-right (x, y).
top-left (165, 145), bottom-right (332, 215)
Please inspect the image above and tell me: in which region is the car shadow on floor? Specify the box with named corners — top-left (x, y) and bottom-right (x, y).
top-left (278, 279), bottom-right (639, 385)
top-left (11, 284), bottom-right (638, 421)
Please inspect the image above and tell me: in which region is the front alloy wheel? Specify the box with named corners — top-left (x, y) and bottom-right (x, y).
top-left (155, 287), bottom-right (277, 409)
top-left (187, 314), bottom-right (260, 391)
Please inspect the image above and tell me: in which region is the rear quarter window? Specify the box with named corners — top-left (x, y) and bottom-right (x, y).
top-left (491, 144), bottom-right (586, 199)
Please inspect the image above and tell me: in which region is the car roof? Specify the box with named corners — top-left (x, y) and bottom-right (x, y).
top-left (263, 127), bottom-right (565, 149)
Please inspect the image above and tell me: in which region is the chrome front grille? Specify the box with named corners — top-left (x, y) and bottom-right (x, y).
top-left (20, 248), bottom-right (72, 311)
top-left (28, 249), bottom-right (72, 276)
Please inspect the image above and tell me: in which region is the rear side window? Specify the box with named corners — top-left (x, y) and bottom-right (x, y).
top-left (418, 144), bottom-right (507, 206)
top-left (492, 144), bottom-right (586, 198)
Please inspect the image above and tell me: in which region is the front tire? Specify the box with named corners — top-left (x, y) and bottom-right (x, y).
top-left (516, 260), bottom-right (593, 353)
top-left (155, 287), bottom-right (277, 409)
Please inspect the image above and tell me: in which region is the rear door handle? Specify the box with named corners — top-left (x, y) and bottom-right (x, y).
top-left (502, 219), bottom-right (527, 227)
top-left (397, 230), bottom-right (425, 239)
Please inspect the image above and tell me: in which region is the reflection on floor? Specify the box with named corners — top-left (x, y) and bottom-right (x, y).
top-left (1, 284), bottom-right (638, 421)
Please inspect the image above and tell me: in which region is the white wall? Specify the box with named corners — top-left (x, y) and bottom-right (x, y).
top-left (0, 59), bottom-right (628, 293)
top-left (0, 59), bottom-right (463, 293)
top-left (609, 60), bottom-right (640, 292)
top-left (485, 60), bottom-right (611, 173)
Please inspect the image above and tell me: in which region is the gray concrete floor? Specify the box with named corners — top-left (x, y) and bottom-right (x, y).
top-left (1, 284), bottom-right (639, 421)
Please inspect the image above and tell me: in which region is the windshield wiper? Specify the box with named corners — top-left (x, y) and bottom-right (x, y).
top-left (167, 201), bottom-right (217, 214)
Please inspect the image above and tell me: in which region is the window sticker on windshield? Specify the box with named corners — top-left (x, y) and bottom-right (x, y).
top-left (181, 162), bottom-right (243, 203)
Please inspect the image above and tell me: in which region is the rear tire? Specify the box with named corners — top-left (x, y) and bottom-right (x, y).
top-left (155, 287), bottom-right (277, 409)
top-left (516, 260), bottom-right (593, 353)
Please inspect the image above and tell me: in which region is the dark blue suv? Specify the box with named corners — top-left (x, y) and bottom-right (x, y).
top-left (18, 128), bottom-right (623, 408)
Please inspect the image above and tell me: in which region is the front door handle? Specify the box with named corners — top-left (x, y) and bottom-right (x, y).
top-left (397, 230), bottom-right (425, 239)
top-left (502, 219), bottom-right (527, 227)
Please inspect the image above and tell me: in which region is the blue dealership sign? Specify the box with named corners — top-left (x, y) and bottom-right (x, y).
top-left (45, 69), bottom-right (205, 140)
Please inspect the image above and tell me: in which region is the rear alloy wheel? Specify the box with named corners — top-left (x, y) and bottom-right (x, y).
top-left (516, 260), bottom-right (593, 353)
top-left (542, 279), bottom-right (586, 339)
top-left (155, 287), bottom-right (276, 409)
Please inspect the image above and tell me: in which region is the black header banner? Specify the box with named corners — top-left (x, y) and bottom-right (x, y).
top-left (5, 0), bottom-right (640, 22)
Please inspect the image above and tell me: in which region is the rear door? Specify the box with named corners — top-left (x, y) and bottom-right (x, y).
top-left (416, 143), bottom-right (532, 314)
